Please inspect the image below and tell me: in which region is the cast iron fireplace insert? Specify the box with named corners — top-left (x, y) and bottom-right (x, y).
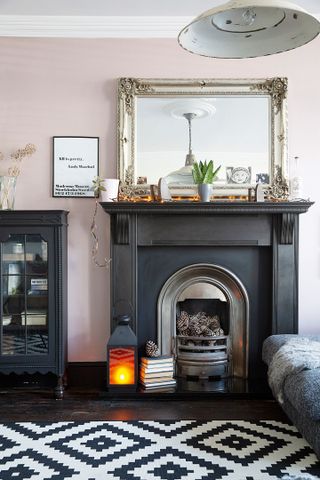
top-left (102, 201), bottom-right (312, 397)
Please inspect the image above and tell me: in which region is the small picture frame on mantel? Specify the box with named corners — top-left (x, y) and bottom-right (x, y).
top-left (52, 136), bottom-right (99, 198)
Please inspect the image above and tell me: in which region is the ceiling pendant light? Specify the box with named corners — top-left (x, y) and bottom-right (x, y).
top-left (178, 0), bottom-right (320, 59)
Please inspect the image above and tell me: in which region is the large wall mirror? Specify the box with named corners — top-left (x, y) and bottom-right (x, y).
top-left (118, 78), bottom-right (288, 197)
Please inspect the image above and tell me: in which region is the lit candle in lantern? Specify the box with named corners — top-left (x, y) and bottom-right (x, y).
top-left (109, 347), bottom-right (136, 385)
top-left (107, 315), bottom-right (138, 391)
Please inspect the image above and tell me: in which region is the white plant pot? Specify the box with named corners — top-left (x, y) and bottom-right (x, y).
top-left (100, 179), bottom-right (119, 202)
top-left (198, 183), bottom-right (212, 202)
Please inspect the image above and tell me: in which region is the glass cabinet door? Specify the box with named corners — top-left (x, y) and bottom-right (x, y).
top-left (1, 234), bottom-right (49, 356)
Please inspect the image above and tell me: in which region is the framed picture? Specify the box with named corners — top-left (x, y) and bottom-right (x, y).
top-left (226, 166), bottom-right (252, 185)
top-left (256, 173), bottom-right (270, 184)
top-left (53, 136), bottom-right (99, 197)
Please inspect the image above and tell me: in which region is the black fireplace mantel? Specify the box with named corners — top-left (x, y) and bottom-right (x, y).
top-left (101, 200), bottom-right (313, 378)
top-left (101, 200), bottom-right (312, 215)
top-left (101, 200), bottom-right (313, 247)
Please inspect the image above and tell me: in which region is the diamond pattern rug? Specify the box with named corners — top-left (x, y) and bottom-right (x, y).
top-left (0, 420), bottom-right (319, 479)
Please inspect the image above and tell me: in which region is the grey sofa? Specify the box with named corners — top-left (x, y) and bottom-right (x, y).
top-left (262, 334), bottom-right (320, 459)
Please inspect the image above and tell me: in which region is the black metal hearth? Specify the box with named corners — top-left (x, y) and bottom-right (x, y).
top-left (101, 201), bottom-right (312, 396)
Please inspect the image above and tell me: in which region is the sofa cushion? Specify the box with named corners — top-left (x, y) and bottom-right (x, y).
top-left (262, 334), bottom-right (320, 366)
top-left (284, 369), bottom-right (320, 421)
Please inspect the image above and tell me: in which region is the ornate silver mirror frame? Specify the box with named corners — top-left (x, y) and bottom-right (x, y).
top-left (117, 77), bottom-right (288, 198)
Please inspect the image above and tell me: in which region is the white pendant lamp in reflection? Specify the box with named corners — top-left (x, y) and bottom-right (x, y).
top-left (184, 113), bottom-right (197, 166)
top-left (163, 100), bottom-right (216, 185)
top-left (178, 0), bottom-right (320, 59)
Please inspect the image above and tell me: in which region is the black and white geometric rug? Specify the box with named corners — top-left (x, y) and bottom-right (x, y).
top-left (0, 420), bottom-right (319, 480)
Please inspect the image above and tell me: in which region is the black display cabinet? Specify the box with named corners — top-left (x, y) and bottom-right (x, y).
top-left (0, 211), bottom-right (68, 398)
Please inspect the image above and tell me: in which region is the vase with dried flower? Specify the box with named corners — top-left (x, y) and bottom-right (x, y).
top-left (0, 143), bottom-right (36, 210)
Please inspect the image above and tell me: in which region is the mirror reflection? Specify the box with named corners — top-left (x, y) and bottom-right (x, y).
top-left (136, 96), bottom-right (271, 187)
top-left (136, 96), bottom-right (271, 186)
top-left (118, 77), bottom-right (288, 197)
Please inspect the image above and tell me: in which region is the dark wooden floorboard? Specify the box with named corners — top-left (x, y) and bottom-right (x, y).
top-left (0, 388), bottom-right (289, 423)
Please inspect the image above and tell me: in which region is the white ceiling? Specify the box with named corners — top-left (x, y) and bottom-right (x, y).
top-left (0, 0), bottom-right (319, 16)
top-left (137, 96), bottom-right (269, 152)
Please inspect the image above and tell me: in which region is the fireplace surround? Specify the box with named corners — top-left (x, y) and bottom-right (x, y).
top-left (102, 201), bottom-right (312, 388)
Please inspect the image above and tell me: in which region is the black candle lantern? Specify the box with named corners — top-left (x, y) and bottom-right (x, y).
top-left (107, 315), bottom-right (138, 391)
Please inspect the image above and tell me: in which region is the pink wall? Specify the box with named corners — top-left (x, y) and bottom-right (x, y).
top-left (0, 37), bottom-right (319, 361)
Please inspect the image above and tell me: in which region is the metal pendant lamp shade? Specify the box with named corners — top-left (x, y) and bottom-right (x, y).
top-left (178, 0), bottom-right (320, 59)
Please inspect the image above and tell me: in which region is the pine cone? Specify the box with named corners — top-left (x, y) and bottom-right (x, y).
top-left (212, 327), bottom-right (224, 337)
top-left (207, 315), bottom-right (220, 330)
top-left (185, 328), bottom-right (192, 337)
top-left (189, 321), bottom-right (203, 336)
top-left (145, 340), bottom-right (160, 357)
top-left (214, 328), bottom-right (226, 345)
top-left (177, 311), bottom-right (189, 334)
top-left (202, 327), bottom-right (214, 337)
top-left (208, 315), bottom-right (221, 330)
top-left (197, 312), bottom-right (211, 327)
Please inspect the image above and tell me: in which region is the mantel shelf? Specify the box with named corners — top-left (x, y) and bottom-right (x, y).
top-left (101, 200), bottom-right (313, 216)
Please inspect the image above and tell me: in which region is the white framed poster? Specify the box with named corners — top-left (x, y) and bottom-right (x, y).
top-left (53, 136), bottom-right (99, 197)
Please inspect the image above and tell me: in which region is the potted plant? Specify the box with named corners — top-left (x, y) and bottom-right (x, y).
top-left (192, 160), bottom-right (221, 202)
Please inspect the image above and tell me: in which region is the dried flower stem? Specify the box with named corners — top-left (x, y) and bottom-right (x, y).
top-left (0, 143), bottom-right (37, 177)
top-left (90, 198), bottom-right (111, 268)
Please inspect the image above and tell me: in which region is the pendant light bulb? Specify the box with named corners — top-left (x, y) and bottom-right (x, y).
top-left (241, 9), bottom-right (256, 26)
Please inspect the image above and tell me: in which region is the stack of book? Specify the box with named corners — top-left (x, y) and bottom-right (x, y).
top-left (140, 356), bottom-right (176, 391)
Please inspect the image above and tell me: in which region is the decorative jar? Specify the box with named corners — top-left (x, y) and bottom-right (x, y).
top-left (100, 178), bottom-right (119, 202)
top-left (289, 156), bottom-right (303, 200)
top-left (0, 176), bottom-right (16, 210)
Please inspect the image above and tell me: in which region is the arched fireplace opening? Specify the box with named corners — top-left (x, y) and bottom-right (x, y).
top-left (157, 264), bottom-right (249, 380)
